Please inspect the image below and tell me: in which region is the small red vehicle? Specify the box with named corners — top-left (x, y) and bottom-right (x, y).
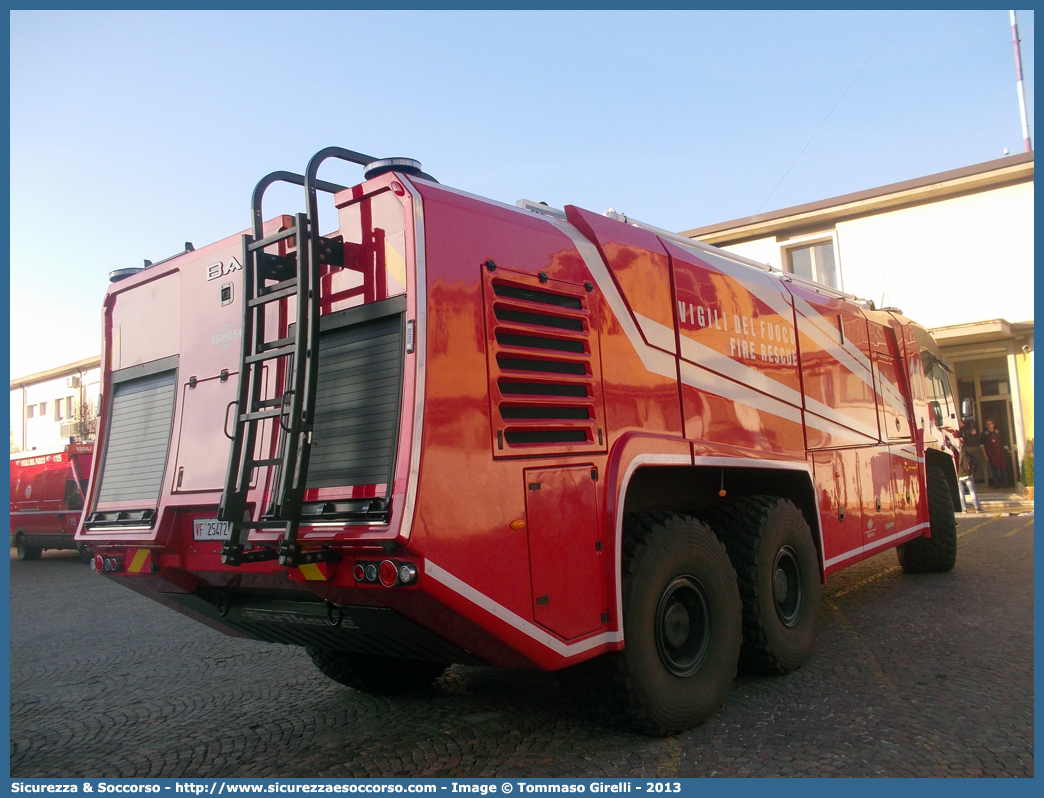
top-left (10, 442), bottom-right (94, 561)
top-left (79, 148), bottom-right (961, 734)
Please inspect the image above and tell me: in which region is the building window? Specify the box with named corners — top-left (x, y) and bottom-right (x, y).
top-left (39, 401), bottom-right (47, 416)
top-left (26, 405), bottom-right (34, 419)
top-left (55, 399), bottom-right (63, 421)
top-left (785, 239), bottom-right (838, 289)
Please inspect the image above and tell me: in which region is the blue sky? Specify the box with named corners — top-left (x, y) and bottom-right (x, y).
top-left (9, 10), bottom-right (1035, 377)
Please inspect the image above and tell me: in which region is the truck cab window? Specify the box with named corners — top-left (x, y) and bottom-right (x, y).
top-left (65, 479), bottom-right (83, 511)
top-left (922, 351), bottom-right (956, 428)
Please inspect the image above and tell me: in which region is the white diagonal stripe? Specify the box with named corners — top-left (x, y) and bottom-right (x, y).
top-left (802, 393), bottom-right (880, 441)
top-left (548, 221), bottom-right (678, 382)
top-left (679, 360), bottom-right (802, 424)
top-left (676, 331), bottom-right (802, 407)
top-left (424, 559), bottom-right (622, 656)
top-left (633, 312), bottom-right (677, 354)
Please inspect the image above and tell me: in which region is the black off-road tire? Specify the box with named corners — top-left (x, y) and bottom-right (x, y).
top-left (582, 512), bottom-right (741, 735)
top-left (15, 533), bottom-right (41, 561)
top-left (897, 465), bottom-right (958, 574)
top-left (305, 648), bottom-right (448, 695)
top-left (703, 496), bottom-right (821, 675)
top-left (77, 543), bottom-right (93, 565)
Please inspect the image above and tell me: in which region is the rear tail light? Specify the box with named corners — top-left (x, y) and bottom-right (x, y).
top-left (378, 560), bottom-right (399, 587)
top-left (353, 559), bottom-right (419, 587)
top-left (94, 555), bottom-right (124, 573)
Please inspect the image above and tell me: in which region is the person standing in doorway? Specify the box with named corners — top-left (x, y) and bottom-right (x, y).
top-left (983, 419), bottom-right (1009, 488)
top-left (960, 419), bottom-right (990, 485)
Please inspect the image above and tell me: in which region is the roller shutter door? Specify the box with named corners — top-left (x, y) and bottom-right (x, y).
top-left (306, 309), bottom-right (403, 491)
top-left (96, 369), bottom-right (177, 505)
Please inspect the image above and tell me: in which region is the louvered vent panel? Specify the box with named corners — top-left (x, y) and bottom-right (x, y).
top-left (483, 268), bottom-right (605, 457)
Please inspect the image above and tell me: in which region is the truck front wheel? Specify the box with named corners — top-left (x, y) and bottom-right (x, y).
top-left (611, 512), bottom-right (742, 735)
top-left (15, 533), bottom-right (41, 561)
top-left (305, 649), bottom-right (448, 695)
top-left (704, 496), bottom-right (821, 675)
top-left (897, 465), bottom-right (958, 574)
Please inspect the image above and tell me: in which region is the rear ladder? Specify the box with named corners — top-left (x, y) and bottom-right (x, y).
top-left (218, 148), bottom-right (377, 567)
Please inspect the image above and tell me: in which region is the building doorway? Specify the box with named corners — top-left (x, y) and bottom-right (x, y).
top-left (955, 357), bottom-right (1019, 487)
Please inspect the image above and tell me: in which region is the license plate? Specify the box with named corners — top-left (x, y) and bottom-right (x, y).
top-left (192, 518), bottom-right (231, 541)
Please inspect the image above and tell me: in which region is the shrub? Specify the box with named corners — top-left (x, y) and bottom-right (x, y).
top-left (1022, 453), bottom-right (1033, 487)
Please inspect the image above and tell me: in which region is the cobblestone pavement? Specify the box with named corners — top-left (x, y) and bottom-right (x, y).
top-left (10, 514), bottom-right (1033, 778)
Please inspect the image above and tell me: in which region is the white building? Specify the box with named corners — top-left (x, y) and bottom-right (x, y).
top-left (10, 356), bottom-right (101, 452)
top-left (683, 152), bottom-right (1034, 482)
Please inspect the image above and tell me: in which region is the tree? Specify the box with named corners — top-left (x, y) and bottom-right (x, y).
top-left (72, 394), bottom-right (98, 442)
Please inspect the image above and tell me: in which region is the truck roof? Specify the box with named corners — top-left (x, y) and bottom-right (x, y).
top-left (10, 441), bottom-right (94, 463)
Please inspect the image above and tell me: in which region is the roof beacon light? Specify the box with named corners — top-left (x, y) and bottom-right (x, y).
top-left (364, 158), bottom-right (425, 181)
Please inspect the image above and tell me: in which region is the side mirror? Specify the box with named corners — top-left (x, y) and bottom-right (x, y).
top-left (961, 397), bottom-right (974, 421)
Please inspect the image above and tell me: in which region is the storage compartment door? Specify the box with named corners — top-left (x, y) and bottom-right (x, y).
top-left (525, 466), bottom-right (604, 640)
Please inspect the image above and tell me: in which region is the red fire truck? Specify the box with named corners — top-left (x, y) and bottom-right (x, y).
top-left (11, 442), bottom-right (94, 561)
top-left (78, 148), bottom-right (961, 734)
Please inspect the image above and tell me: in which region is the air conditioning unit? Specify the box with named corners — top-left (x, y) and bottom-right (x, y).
top-left (65, 375), bottom-right (80, 389)
top-left (59, 423), bottom-right (76, 438)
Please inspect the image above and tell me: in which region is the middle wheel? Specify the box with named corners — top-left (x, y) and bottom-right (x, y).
top-left (704, 496), bottom-right (821, 674)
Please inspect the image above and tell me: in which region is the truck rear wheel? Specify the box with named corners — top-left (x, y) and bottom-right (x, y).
top-left (15, 533), bottom-right (41, 561)
top-left (77, 543), bottom-right (93, 565)
top-left (703, 496), bottom-right (820, 675)
top-left (305, 648), bottom-right (448, 695)
top-left (602, 512), bottom-right (742, 735)
top-left (897, 465), bottom-right (958, 574)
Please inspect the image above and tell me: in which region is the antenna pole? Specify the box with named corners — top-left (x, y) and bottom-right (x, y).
top-left (1010, 10), bottom-right (1033, 152)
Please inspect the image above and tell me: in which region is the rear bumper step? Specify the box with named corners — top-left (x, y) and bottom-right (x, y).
top-left (164, 589), bottom-right (482, 665)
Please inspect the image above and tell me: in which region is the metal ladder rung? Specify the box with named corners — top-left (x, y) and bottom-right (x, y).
top-left (259, 278), bottom-right (298, 295)
top-left (248, 227), bottom-right (298, 251)
top-left (239, 408), bottom-right (286, 422)
top-left (249, 458), bottom-right (283, 468)
top-left (248, 286), bottom-right (297, 307)
top-left (245, 345), bottom-right (295, 364)
top-left (256, 397), bottom-right (288, 408)
top-left (259, 336), bottom-right (294, 352)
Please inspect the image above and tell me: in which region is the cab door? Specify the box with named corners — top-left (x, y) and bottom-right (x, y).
top-left (812, 450), bottom-right (863, 574)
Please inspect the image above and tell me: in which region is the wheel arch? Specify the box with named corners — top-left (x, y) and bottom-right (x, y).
top-left (621, 460), bottom-right (825, 580)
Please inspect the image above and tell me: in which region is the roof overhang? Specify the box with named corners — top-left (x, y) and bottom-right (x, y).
top-left (929, 319), bottom-right (1034, 348)
top-left (10, 355), bottom-right (101, 391)
top-left (682, 152), bottom-right (1034, 246)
